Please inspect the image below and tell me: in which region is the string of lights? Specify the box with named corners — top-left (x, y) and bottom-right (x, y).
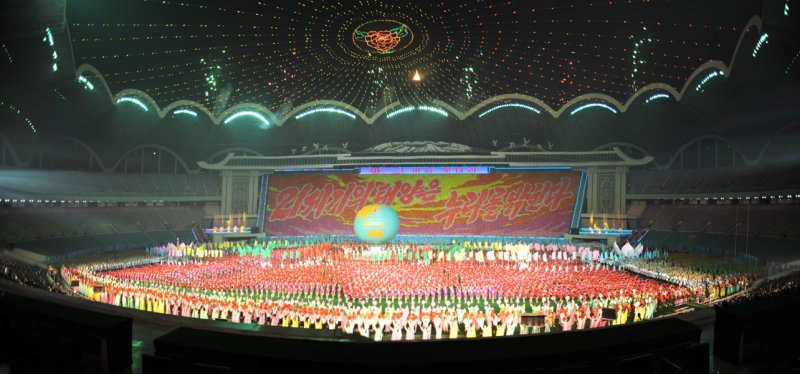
top-left (752, 33), bottom-right (769, 59)
top-left (296, 108), bottom-right (357, 120)
top-left (0, 100), bottom-right (37, 133)
top-left (479, 103), bottom-right (541, 118)
top-left (223, 111), bottom-right (269, 127)
top-left (66, 0), bottom-right (761, 114)
top-left (695, 70), bottom-right (724, 93)
top-left (116, 97), bottom-right (149, 111)
top-left (645, 93), bottom-right (671, 103)
top-left (570, 103), bottom-right (618, 116)
top-left (2, 44), bottom-right (11, 63)
top-left (44, 27), bottom-right (57, 72)
top-left (787, 49), bottom-right (800, 75)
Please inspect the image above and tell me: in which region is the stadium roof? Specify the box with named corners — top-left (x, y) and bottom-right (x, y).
top-left (67, 0), bottom-right (764, 116)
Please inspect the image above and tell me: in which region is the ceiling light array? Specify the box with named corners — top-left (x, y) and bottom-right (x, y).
top-left (570, 103), bottom-right (618, 116)
top-left (44, 27), bottom-right (57, 72)
top-left (645, 93), bottom-right (671, 103)
top-left (0, 100), bottom-right (37, 133)
top-left (116, 97), bottom-right (148, 111)
top-left (630, 27), bottom-right (654, 92)
top-left (695, 70), bottom-right (724, 93)
top-left (752, 33), bottom-right (769, 59)
top-left (52, 89), bottom-right (66, 101)
top-left (67, 1), bottom-right (751, 113)
top-left (785, 1), bottom-right (790, 16)
top-left (77, 75), bottom-right (94, 90)
top-left (295, 107), bottom-right (357, 120)
top-left (478, 103), bottom-right (541, 118)
top-left (787, 50), bottom-right (800, 75)
top-left (2, 44), bottom-right (11, 63)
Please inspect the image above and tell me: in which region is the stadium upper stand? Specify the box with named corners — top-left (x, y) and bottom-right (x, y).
top-left (0, 170), bottom-right (221, 201)
top-left (627, 167), bottom-right (800, 196)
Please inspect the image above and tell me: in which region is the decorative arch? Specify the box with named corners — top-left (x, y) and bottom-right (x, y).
top-left (217, 103), bottom-right (278, 127)
top-left (277, 100), bottom-right (366, 126)
top-left (57, 136), bottom-right (108, 171)
top-left (461, 94), bottom-right (554, 118)
top-left (162, 100), bottom-right (216, 121)
top-left (753, 120), bottom-right (800, 164)
top-left (0, 132), bottom-right (30, 167)
top-left (431, 100), bottom-right (474, 119)
top-left (664, 135), bottom-right (753, 169)
top-left (370, 101), bottom-right (404, 122)
top-left (110, 144), bottom-right (196, 174)
top-left (113, 88), bottom-right (160, 114)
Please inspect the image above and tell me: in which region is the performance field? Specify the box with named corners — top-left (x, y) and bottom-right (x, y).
top-left (55, 168), bottom-right (759, 342)
top-left (62, 240), bottom-right (753, 340)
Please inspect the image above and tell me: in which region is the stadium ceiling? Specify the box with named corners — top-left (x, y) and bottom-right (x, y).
top-left (66, 0), bottom-right (764, 117)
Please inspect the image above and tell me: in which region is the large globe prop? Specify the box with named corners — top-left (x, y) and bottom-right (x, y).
top-left (354, 205), bottom-right (399, 244)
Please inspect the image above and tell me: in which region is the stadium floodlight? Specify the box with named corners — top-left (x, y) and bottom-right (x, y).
top-left (478, 103), bottom-right (541, 118)
top-left (173, 109), bottom-right (198, 117)
top-left (116, 97), bottom-right (149, 112)
top-left (223, 111), bottom-right (270, 127)
top-left (570, 103), bottom-right (618, 116)
top-left (645, 93), bottom-right (670, 103)
top-left (295, 107), bottom-right (357, 120)
top-left (417, 105), bottom-right (448, 117)
top-left (386, 106), bottom-right (415, 119)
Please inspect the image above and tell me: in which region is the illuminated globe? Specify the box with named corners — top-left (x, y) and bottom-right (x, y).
top-left (354, 205), bottom-right (399, 244)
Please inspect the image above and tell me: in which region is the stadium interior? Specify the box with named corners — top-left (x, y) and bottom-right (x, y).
top-left (1, 0), bottom-right (799, 373)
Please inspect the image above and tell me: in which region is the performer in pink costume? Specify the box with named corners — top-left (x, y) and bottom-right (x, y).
top-left (432, 313), bottom-right (443, 340)
top-left (420, 314), bottom-right (432, 340)
top-left (405, 315), bottom-right (419, 341)
top-left (390, 316), bottom-right (404, 341)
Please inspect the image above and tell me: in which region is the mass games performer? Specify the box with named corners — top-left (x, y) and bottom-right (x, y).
top-left (57, 237), bottom-right (757, 341)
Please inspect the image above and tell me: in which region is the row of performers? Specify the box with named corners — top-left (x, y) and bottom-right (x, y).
top-left (66, 283), bottom-right (659, 340)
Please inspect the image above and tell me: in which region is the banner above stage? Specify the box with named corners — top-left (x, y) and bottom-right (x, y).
top-left (359, 166), bottom-right (490, 175)
top-left (263, 173), bottom-right (580, 237)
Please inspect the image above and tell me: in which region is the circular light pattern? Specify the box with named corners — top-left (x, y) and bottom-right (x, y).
top-left (352, 20), bottom-right (413, 55)
top-left (66, 0), bottom-right (761, 115)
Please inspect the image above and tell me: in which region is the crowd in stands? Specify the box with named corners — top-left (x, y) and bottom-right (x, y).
top-left (718, 270), bottom-right (800, 308)
top-left (0, 255), bottom-right (62, 294)
top-left (626, 167), bottom-right (800, 195)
